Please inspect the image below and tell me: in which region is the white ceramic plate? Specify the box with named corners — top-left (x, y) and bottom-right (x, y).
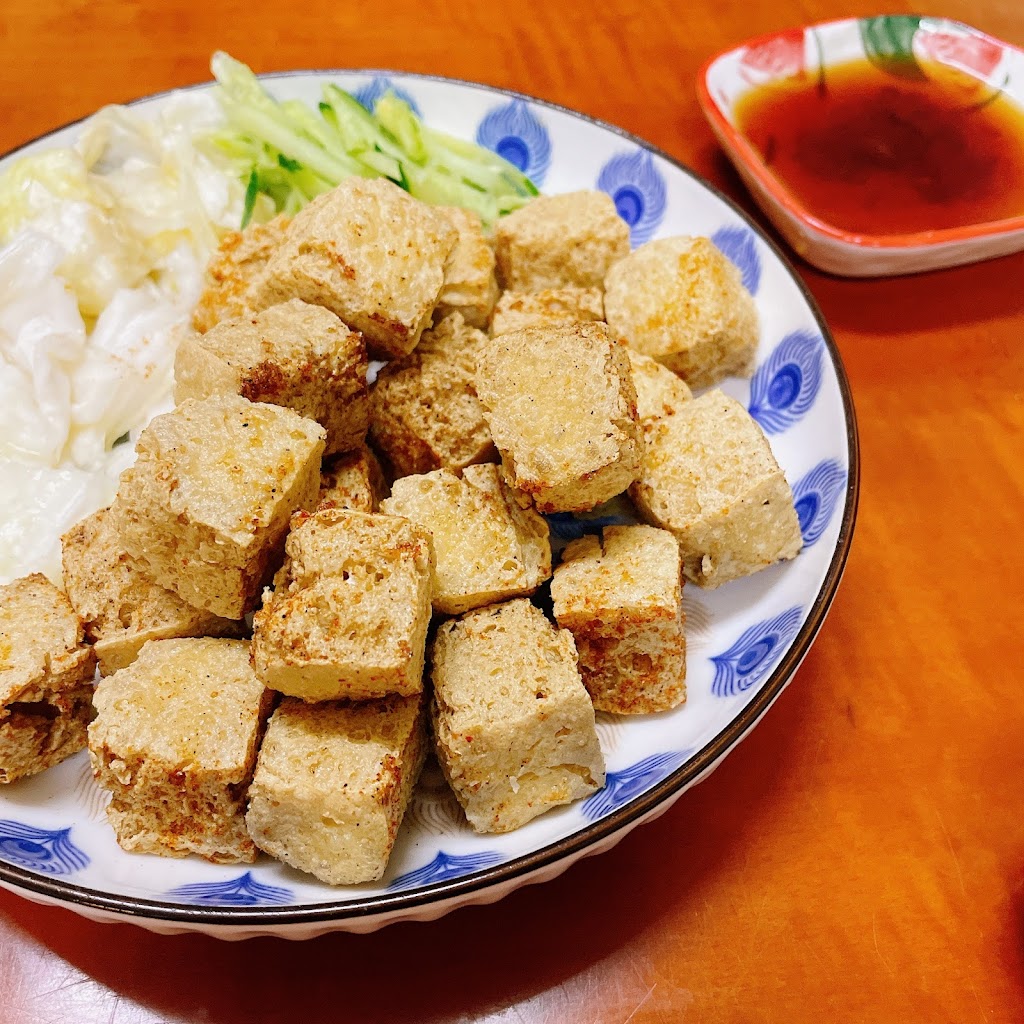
top-left (0, 71), bottom-right (859, 939)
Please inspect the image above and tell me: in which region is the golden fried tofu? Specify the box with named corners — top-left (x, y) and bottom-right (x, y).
top-left (630, 389), bottom-right (802, 588)
top-left (380, 464), bottom-right (551, 615)
top-left (369, 313), bottom-right (495, 478)
top-left (110, 395), bottom-right (325, 619)
top-left (175, 299), bottom-right (369, 457)
top-left (493, 191), bottom-right (630, 291)
top-left (246, 694), bottom-right (427, 884)
top-left (89, 638), bottom-right (272, 863)
top-left (475, 322), bottom-right (643, 513)
top-left (255, 179), bottom-right (457, 359)
top-left (431, 599), bottom-right (605, 833)
top-left (0, 574), bottom-right (96, 784)
top-left (317, 445), bottom-right (389, 513)
top-left (552, 525), bottom-right (686, 714)
top-left (627, 349), bottom-right (693, 429)
top-left (62, 507), bottom-right (243, 676)
top-left (251, 509), bottom-right (434, 702)
top-left (604, 236), bottom-right (759, 389)
top-left (489, 285), bottom-right (604, 337)
top-left (435, 206), bottom-right (500, 329)
top-left (192, 215), bottom-right (291, 333)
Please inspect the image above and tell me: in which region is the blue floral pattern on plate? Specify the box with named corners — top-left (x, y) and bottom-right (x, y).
top-left (711, 607), bottom-right (803, 698)
top-left (389, 850), bottom-right (503, 890)
top-left (792, 459), bottom-right (847, 547)
top-left (596, 149), bottom-right (667, 246)
top-left (353, 76), bottom-right (422, 116)
top-left (748, 330), bottom-right (824, 434)
top-left (475, 100), bottom-right (551, 184)
top-left (0, 821), bottom-right (89, 874)
top-left (711, 224), bottom-right (762, 294)
top-left (582, 752), bottom-right (689, 820)
top-left (166, 871), bottom-right (293, 906)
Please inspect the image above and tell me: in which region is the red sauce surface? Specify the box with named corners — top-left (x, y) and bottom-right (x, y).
top-left (735, 57), bottom-right (1024, 235)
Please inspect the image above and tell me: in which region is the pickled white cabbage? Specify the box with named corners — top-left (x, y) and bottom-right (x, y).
top-left (0, 93), bottom-right (245, 584)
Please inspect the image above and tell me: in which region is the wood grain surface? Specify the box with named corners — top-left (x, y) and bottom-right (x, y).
top-left (1, 1), bottom-right (1023, 1021)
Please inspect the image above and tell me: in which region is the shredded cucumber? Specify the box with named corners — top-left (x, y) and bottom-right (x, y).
top-left (210, 52), bottom-right (537, 227)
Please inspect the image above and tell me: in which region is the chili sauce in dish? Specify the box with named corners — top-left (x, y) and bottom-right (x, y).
top-left (734, 57), bottom-right (1024, 236)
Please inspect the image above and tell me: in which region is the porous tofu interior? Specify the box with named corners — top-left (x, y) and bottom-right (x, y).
top-left (478, 324), bottom-right (634, 480)
top-left (62, 507), bottom-right (236, 651)
top-left (90, 638), bottom-right (267, 772)
top-left (381, 465), bottom-right (549, 610)
top-left (433, 600), bottom-right (595, 764)
top-left (642, 390), bottom-right (781, 520)
top-left (553, 526), bottom-right (680, 617)
top-left (245, 694), bottom-right (426, 883)
top-left (266, 511), bottom-right (430, 668)
top-left (152, 395), bottom-right (326, 545)
top-left (628, 350), bottom-right (693, 427)
top-left (0, 574), bottom-right (92, 706)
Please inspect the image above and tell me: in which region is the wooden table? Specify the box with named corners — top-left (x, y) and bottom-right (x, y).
top-left (1, 1), bottom-right (1022, 1020)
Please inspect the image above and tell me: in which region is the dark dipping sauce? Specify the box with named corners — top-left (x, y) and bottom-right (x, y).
top-left (735, 57), bottom-right (1024, 235)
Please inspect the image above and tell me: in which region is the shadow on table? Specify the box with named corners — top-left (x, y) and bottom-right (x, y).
top-left (2, 654), bottom-right (822, 1024)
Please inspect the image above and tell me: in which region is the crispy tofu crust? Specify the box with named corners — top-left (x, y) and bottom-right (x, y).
top-left (0, 574), bottom-right (96, 784)
top-left (254, 179), bottom-right (457, 359)
top-left (192, 215), bottom-right (291, 333)
top-left (380, 464), bottom-right (551, 615)
top-left (88, 638), bottom-right (272, 863)
top-left (552, 526), bottom-right (686, 713)
top-left (251, 509), bottom-right (434, 702)
top-left (493, 190), bottom-right (630, 291)
top-left (434, 206), bottom-right (500, 329)
top-left (175, 299), bottom-right (369, 457)
top-left (630, 389), bottom-right (802, 588)
top-left (62, 507), bottom-right (243, 676)
top-left (110, 395), bottom-right (325, 619)
top-left (245, 694), bottom-right (427, 884)
top-left (369, 313), bottom-right (495, 478)
top-left (475, 322), bottom-right (644, 513)
top-left (431, 599), bottom-right (604, 833)
top-left (604, 236), bottom-right (759, 390)
top-left (317, 445), bottom-right (389, 513)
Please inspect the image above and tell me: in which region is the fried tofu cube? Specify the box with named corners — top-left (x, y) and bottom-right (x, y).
top-left (604, 236), bottom-right (759, 390)
top-left (317, 445), bottom-right (388, 513)
top-left (552, 526), bottom-right (686, 714)
top-left (369, 313), bottom-right (495, 478)
top-left (489, 286), bottom-right (604, 337)
top-left (0, 575), bottom-right (96, 784)
top-left (630, 389), bottom-right (802, 588)
top-left (175, 299), bottom-right (369, 457)
top-left (251, 509), bottom-right (433, 702)
top-left (627, 349), bottom-right (693, 429)
top-left (245, 694), bottom-right (427, 885)
top-left (110, 395), bottom-right (325, 619)
top-left (192, 214), bottom-right (291, 333)
top-left (380, 464), bottom-right (550, 615)
top-left (431, 599), bottom-right (604, 833)
top-left (493, 191), bottom-right (630, 291)
top-left (434, 206), bottom-right (500, 329)
top-left (475, 322), bottom-right (644, 513)
top-left (88, 638), bottom-right (272, 863)
top-left (255, 179), bottom-right (457, 359)
top-left (61, 507), bottom-right (243, 676)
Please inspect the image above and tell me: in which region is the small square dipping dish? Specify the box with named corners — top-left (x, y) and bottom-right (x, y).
top-left (698, 16), bottom-right (1024, 276)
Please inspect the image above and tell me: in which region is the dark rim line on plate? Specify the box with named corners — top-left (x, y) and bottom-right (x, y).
top-left (0, 68), bottom-right (861, 926)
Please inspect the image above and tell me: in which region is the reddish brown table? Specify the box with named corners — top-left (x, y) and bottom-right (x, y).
top-left (1, 1), bottom-right (1022, 1020)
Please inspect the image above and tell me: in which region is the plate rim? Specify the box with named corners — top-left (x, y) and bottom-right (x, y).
top-left (0, 67), bottom-right (861, 926)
